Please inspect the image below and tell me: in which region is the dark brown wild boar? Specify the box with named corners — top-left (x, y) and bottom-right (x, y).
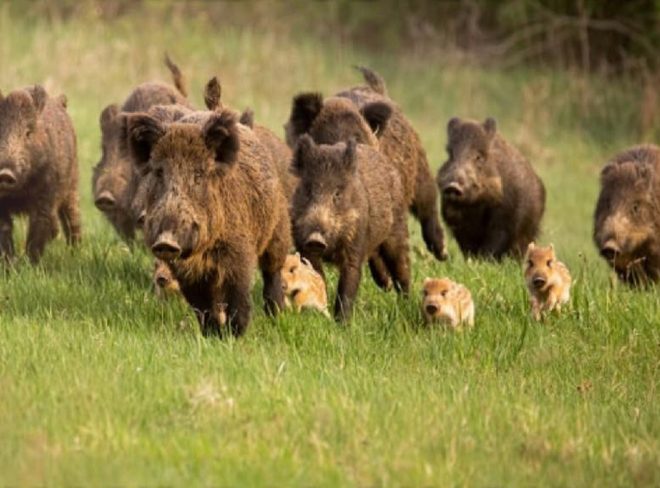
top-left (125, 108), bottom-right (291, 337)
top-left (0, 85), bottom-right (80, 263)
top-left (594, 144), bottom-right (660, 285)
top-left (292, 135), bottom-right (410, 321)
top-left (92, 55), bottom-right (191, 241)
top-left (284, 66), bottom-right (446, 261)
top-left (437, 117), bottom-right (545, 259)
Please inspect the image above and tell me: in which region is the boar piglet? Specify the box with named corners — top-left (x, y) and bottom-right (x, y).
top-left (594, 144), bottom-right (660, 285)
top-left (0, 85), bottom-right (80, 263)
top-left (292, 135), bottom-right (410, 321)
top-left (92, 55), bottom-right (191, 242)
top-left (285, 65), bottom-right (447, 262)
top-left (126, 109), bottom-right (291, 337)
top-left (438, 117), bottom-right (545, 259)
top-left (524, 243), bottom-right (572, 320)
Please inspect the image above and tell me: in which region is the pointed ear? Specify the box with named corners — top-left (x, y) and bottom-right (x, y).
top-left (447, 117), bottom-right (461, 137)
top-left (239, 108), bottom-right (254, 128)
top-left (549, 243), bottom-right (555, 253)
top-left (204, 76), bottom-right (222, 111)
top-left (423, 277), bottom-right (433, 287)
top-left (360, 102), bottom-right (391, 135)
top-left (293, 134), bottom-right (316, 176)
top-left (100, 104), bottom-right (120, 129)
top-left (483, 117), bottom-right (497, 139)
top-left (289, 93), bottom-right (323, 138)
top-left (126, 113), bottom-right (165, 168)
top-left (28, 85), bottom-right (48, 114)
top-left (527, 242), bottom-right (535, 254)
top-left (342, 139), bottom-right (358, 173)
top-left (202, 110), bottom-right (240, 166)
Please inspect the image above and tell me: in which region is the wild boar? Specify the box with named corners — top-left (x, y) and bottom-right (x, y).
top-left (524, 242), bottom-right (572, 320)
top-left (125, 108), bottom-right (291, 337)
top-left (92, 55), bottom-right (191, 241)
top-left (594, 144), bottom-right (660, 285)
top-left (437, 117), bottom-right (546, 259)
top-left (284, 66), bottom-right (447, 261)
top-left (0, 85), bottom-right (80, 263)
top-left (292, 135), bottom-right (410, 321)
top-left (421, 277), bottom-right (474, 328)
top-left (281, 253), bottom-right (330, 317)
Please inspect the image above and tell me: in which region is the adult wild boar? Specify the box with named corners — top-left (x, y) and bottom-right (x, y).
top-left (125, 108), bottom-right (291, 337)
top-left (292, 135), bottom-right (410, 321)
top-left (594, 144), bottom-right (660, 285)
top-left (0, 85), bottom-right (80, 263)
top-left (437, 117), bottom-right (545, 259)
top-left (92, 55), bottom-right (191, 241)
top-left (285, 66), bottom-right (447, 261)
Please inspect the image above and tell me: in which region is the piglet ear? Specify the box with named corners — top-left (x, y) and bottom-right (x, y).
top-left (289, 93), bottom-right (323, 138)
top-left (204, 76), bottom-right (222, 111)
top-left (293, 134), bottom-right (316, 176)
top-left (239, 108), bottom-right (254, 128)
top-left (342, 138), bottom-right (358, 173)
top-left (202, 110), bottom-right (240, 166)
top-left (483, 117), bottom-right (497, 139)
top-left (423, 277), bottom-right (432, 286)
top-left (28, 85), bottom-right (48, 114)
top-left (126, 113), bottom-right (165, 168)
top-left (360, 102), bottom-right (391, 135)
top-left (527, 241), bottom-right (535, 254)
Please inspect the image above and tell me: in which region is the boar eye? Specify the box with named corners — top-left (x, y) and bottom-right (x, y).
top-left (547, 259), bottom-right (552, 267)
top-left (25, 128), bottom-right (33, 138)
top-left (154, 168), bottom-right (164, 179)
top-left (475, 153), bottom-right (485, 164)
top-left (332, 189), bottom-right (342, 203)
top-left (631, 202), bottom-right (640, 215)
top-left (527, 260), bottom-right (533, 268)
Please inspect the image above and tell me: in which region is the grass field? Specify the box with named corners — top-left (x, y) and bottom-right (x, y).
top-left (0, 5), bottom-right (658, 486)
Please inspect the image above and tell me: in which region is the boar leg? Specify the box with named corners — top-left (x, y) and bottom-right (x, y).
top-left (26, 208), bottom-right (58, 263)
top-left (259, 215), bottom-right (290, 316)
top-left (108, 211), bottom-right (136, 242)
top-left (334, 253), bottom-right (363, 321)
top-left (0, 212), bottom-right (15, 260)
top-left (413, 159), bottom-right (447, 261)
top-left (380, 242), bottom-right (411, 295)
top-left (58, 192), bottom-right (82, 246)
top-left (368, 255), bottom-right (392, 290)
top-left (223, 271), bottom-right (252, 337)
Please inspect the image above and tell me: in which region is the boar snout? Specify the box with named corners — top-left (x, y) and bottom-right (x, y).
top-left (94, 190), bottom-right (117, 211)
top-left (151, 231), bottom-right (182, 261)
top-left (600, 240), bottom-right (620, 262)
top-left (0, 168), bottom-right (17, 189)
top-left (155, 272), bottom-right (171, 288)
top-left (304, 231), bottom-right (328, 254)
top-left (532, 275), bottom-right (547, 289)
top-left (442, 182), bottom-right (464, 200)
top-left (425, 304), bottom-right (439, 315)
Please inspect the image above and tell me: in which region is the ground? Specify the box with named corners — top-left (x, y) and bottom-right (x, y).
top-left (0, 6), bottom-right (658, 486)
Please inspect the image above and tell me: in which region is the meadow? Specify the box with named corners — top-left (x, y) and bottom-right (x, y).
top-left (0, 4), bottom-right (658, 486)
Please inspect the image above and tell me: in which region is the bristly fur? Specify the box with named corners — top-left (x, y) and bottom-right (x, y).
top-left (204, 76), bottom-right (222, 111)
top-left (354, 65), bottom-right (387, 96)
top-left (164, 52), bottom-right (188, 97)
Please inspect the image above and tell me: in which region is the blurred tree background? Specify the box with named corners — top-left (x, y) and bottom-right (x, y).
top-left (16, 0), bottom-right (660, 75)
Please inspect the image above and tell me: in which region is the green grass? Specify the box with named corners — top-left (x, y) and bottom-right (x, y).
top-left (1, 5), bottom-right (659, 486)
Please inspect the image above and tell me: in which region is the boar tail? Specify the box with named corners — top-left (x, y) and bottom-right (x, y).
top-left (354, 65), bottom-right (387, 96)
top-left (164, 53), bottom-right (188, 98)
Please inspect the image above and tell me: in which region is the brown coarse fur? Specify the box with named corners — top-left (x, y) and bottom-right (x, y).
top-left (285, 66), bottom-right (447, 261)
top-left (126, 108), bottom-right (291, 337)
top-left (202, 77), bottom-right (296, 199)
top-left (524, 243), bottom-right (572, 321)
top-left (421, 277), bottom-right (474, 328)
top-left (281, 253), bottom-right (330, 317)
top-left (438, 117), bottom-right (546, 260)
top-left (92, 56), bottom-right (192, 242)
top-left (291, 135), bottom-right (410, 321)
top-left (593, 144), bottom-right (660, 285)
top-left (0, 85), bottom-right (80, 263)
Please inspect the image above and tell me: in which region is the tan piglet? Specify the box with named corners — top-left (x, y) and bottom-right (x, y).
top-left (524, 242), bottom-right (572, 320)
top-left (422, 277), bottom-right (474, 328)
top-left (281, 253), bottom-right (330, 317)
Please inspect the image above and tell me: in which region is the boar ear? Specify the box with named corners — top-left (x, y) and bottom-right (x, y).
top-left (360, 102), bottom-right (392, 135)
top-left (202, 110), bottom-right (240, 166)
top-left (126, 114), bottom-right (165, 167)
top-left (289, 93), bottom-right (323, 137)
top-left (28, 85), bottom-right (48, 115)
top-left (100, 104), bottom-right (120, 129)
top-left (447, 117), bottom-right (461, 137)
top-left (342, 139), bottom-right (358, 172)
top-left (483, 118), bottom-right (497, 139)
top-left (293, 134), bottom-right (316, 176)
top-left (204, 76), bottom-right (222, 111)
top-left (239, 108), bottom-right (254, 128)
top-left (549, 243), bottom-right (555, 253)
top-left (423, 277), bottom-right (432, 286)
